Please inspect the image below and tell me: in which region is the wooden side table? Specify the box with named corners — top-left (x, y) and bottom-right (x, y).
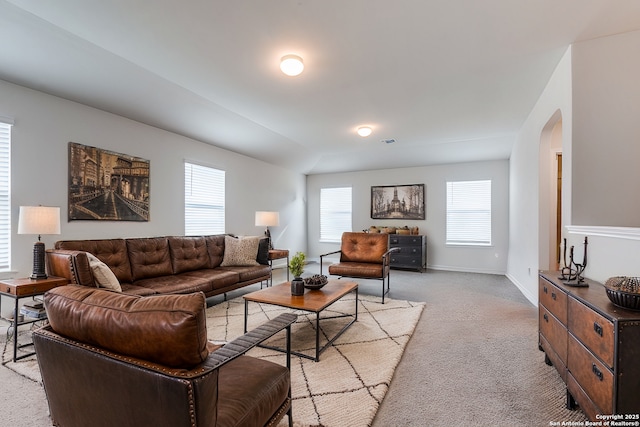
top-left (268, 249), bottom-right (289, 286)
top-left (0, 276), bottom-right (68, 362)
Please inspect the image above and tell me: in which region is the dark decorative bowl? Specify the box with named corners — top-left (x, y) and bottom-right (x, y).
top-left (303, 274), bottom-right (328, 290)
top-left (604, 276), bottom-right (640, 311)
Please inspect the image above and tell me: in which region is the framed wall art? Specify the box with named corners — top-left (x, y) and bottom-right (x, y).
top-left (68, 142), bottom-right (150, 221)
top-left (371, 183), bottom-right (425, 220)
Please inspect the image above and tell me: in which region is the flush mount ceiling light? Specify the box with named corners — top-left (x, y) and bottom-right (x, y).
top-left (357, 126), bottom-right (373, 137)
top-left (280, 54), bottom-right (304, 76)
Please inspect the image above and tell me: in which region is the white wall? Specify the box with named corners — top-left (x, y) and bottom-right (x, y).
top-left (509, 31), bottom-right (640, 305)
top-left (507, 48), bottom-right (573, 305)
top-left (571, 29), bottom-right (640, 227)
top-left (564, 29), bottom-right (640, 283)
top-left (564, 227), bottom-right (640, 283)
top-left (0, 79), bottom-right (307, 282)
top-left (307, 160), bottom-right (510, 274)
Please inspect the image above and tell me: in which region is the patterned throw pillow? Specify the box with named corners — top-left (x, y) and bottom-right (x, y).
top-left (220, 235), bottom-right (261, 267)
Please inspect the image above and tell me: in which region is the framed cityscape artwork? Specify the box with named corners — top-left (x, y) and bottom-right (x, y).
top-left (371, 184), bottom-right (425, 220)
top-left (68, 142), bottom-right (150, 221)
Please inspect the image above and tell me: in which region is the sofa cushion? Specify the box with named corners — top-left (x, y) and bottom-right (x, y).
top-left (220, 236), bottom-right (260, 267)
top-left (217, 355), bottom-right (290, 427)
top-left (119, 283), bottom-right (158, 296)
top-left (126, 237), bottom-right (173, 281)
top-left (133, 273), bottom-right (214, 295)
top-left (181, 269), bottom-right (240, 291)
top-left (168, 236), bottom-right (211, 274)
top-left (218, 265), bottom-right (271, 284)
top-left (205, 235), bottom-right (226, 268)
top-left (55, 239), bottom-right (133, 283)
top-left (86, 253), bottom-right (122, 292)
top-left (329, 262), bottom-right (386, 279)
top-left (44, 285), bottom-right (209, 369)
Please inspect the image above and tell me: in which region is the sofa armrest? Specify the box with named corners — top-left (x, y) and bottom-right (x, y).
top-left (205, 312), bottom-right (297, 370)
top-left (46, 249), bottom-right (95, 286)
top-left (319, 250), bottom-right (342, 275)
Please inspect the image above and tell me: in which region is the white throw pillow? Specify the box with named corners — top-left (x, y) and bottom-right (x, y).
top-left (86, 252), bottom-right (122, 292)
top-left (220, 236), bottom-right (261, 267)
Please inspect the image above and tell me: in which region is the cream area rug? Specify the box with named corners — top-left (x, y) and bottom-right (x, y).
top-left (1, 294), bottom-right (424, 427)
top-left (207, 294), bottom-right (425, 427)
top-left (1, 321), bottom-right (45, 384)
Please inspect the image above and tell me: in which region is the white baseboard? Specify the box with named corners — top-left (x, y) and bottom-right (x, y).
top-left (505, 272), bottom-right (537, 307)
top-left (428, 264), bottom-right (506, 275)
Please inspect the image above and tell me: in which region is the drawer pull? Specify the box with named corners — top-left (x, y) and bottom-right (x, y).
top-left (543, 286), bottom-right (548, 294)
top-left (551, 292), bottom-right (557, 300)
top-left (593, 322), bottom-right (603, 337)
top-left (543, 313), bottom-right (549, 322)
top-left (592, 363), bottom-right (604, 381)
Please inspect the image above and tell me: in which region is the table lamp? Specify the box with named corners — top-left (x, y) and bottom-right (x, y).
top-left (18, 206), bottom-right (61, 279)
top-left (255, 211), bottom-right (279, 249)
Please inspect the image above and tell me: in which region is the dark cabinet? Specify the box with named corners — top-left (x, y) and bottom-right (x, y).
top-left (538, 272), bottom-right (640, 420)
top-left (388, 234), bottom-right (426, 272)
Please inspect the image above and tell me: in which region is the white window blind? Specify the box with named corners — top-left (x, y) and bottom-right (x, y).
top-left (184, 162), bottom-right (225, 235)
top-left (320, 187), bottom-right (352, 242)
top-left (446, 180), bottom-right (491, 246)
top-left (0, 121), bottom-right (10, 270)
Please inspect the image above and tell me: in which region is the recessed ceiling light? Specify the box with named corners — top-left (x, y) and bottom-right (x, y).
top-left (357, 126), bottom-right (372, 137)
top-left (280, 54), bottom-right (304, 76)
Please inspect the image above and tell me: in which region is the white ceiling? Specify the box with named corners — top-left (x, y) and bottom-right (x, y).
top-left (2, 1), bottom-right (640, 174)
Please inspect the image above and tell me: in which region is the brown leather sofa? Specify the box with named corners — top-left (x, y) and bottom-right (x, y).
top-left (320, 231), bottom-right (399, 303)
top-left (33, 285), bottom-right (296, 427)
top-left (46, 235), bottom-right (270, 298)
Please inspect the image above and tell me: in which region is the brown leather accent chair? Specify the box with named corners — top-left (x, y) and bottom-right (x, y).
top-left (33, 285), bottom-right (296, 427)
top-left (320, 232), bottom-right (399, 303)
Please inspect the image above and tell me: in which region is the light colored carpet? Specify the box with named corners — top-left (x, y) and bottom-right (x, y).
top-left (0, 291), bottom-right (424, 427)
top-left (1, 322), bottom-right (44, 384)
top-left (207, 293), bottom-right (425, 427)
top-left (0, 269), bottom-right (590, 426)
top-left (369, 270), bottom-right (589, 426)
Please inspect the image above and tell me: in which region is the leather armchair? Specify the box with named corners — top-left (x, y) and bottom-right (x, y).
top-left (33, 286), bottom-right (296, 427)
top-left (320, 232), bottom-right (399, 303)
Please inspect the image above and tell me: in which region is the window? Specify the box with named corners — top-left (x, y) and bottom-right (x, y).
top-left (320, 187), bottom-right (352, 242)
top-left (184, 162), bottom-right (225, 235)
top-left (0, 120), bottom-right (10, 271)
top-left (446, 180), bottom-right (491, 246)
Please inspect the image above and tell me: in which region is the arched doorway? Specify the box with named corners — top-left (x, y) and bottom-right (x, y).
top-left (539, 111), bottom-right (563, 271)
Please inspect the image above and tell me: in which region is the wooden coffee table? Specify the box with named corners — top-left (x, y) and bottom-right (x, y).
top-left (243, 280), bottom-right (358, 361)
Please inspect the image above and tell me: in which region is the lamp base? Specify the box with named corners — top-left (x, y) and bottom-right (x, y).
top-left (31, 241), bottom-right (48, 280)
top-left (264, 228), bottom-right (273, 250)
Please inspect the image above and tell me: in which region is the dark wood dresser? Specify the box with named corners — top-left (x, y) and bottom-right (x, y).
top-left (388, 234), bottom-right (426, 272)
top-left (538, 272), bottom-right (640, 420)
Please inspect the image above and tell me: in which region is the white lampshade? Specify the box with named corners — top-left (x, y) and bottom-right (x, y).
top-left (280, 54), bottom-right (304, 77)
top-left (18, 206), bottom-right (61, 236)
top-left (255, 211), bottom-right (280, 227)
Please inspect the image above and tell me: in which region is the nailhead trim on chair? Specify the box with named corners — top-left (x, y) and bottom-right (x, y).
top-left (266, 397), bottom-right (292, 427)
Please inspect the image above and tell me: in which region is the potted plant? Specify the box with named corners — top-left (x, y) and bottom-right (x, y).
top-left (289, 251), bottom-right (306, 295)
